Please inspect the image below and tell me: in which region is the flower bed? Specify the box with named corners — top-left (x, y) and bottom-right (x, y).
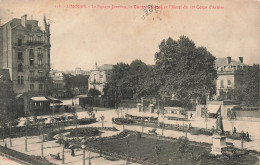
top-left (68, 127), bottom-right (101, 137)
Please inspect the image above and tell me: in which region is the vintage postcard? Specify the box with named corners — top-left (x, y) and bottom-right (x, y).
top-left (0, 0), bottom-right (259, 164)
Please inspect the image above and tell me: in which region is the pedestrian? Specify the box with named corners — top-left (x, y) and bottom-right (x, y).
top-left (233, 127), bottom-right (236, 134)
top-left (71, 148), bottom-right (75, 157)
top-left (93, 113), bottom-right (95, 118)
top-left (246, 132), bottom-right (249, 141)
top-left (190, 113), bottom-right (193, 119)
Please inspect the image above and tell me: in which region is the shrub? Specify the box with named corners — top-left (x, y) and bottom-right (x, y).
top-left (69, 127), bottom-right (100, 137)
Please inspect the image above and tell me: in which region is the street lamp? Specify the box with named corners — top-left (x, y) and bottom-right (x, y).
top-left (81, 138), bottom-right (86, 165)
top-left (100, 115), bottom-right (104, 128)
top-left (8, 122), bottom-right (12, 147)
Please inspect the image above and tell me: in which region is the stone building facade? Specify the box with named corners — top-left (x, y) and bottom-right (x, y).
top-left (214, 57), bottom-right (247, 100)
top-left (88, 62), bottom-right (113, 95)
top-left (0, 15), bottom-right (51, 115)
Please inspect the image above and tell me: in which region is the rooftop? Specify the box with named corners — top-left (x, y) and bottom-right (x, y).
top-left (216, 57), bottom-right (247, 67)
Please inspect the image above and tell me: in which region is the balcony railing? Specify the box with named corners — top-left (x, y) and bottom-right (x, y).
top-left (29, 76), bottom-right (46, 82)
top-left (26, 41), bottom-right (45, 45)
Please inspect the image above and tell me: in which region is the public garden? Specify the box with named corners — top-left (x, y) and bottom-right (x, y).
top-left (0, 106), bottom-right (260, 165)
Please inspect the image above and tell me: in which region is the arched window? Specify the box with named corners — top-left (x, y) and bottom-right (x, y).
top-left (18, 63), bottom-right (23, 72)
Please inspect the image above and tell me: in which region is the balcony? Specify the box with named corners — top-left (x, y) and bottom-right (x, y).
top-left (29, 76), bottom-right (47, 82)
top-left (26, 41), bottom-right (45, 46)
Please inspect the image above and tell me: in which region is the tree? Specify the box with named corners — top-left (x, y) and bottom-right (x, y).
top-left (88, 88), bottom-right (101, 107)
top-left (229, 64), bottom-right (260, 106)
top-left (227, 109), bottom-right (236, 134)
top-left (242, 64), bottom-right (260, 106)
top-left (128, 60), bottom-right (151, 99)
top-left (154, 36), bottom-right (217, 108)
top-left (103, 62), bottom-right (132, 101)
top-left (0, 80), bottom-right (18, 141)
top-left (63, 73), bottom-right (89, 97)
top-left (202, 108), bottom-right (209, 130)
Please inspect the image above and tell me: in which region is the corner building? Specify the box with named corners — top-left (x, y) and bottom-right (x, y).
top-left (0, 15), bottom-right (51, 115)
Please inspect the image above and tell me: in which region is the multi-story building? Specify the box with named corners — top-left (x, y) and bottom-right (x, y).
top-left (88, 62), bottom-right (113, 95)
top-left (197, 57), bottom-right (247, 119)
top-left (214, 57), bottom-right (247, 100)
top-left (49, 70), bottom-right (65, 98)
top-left (0, 15), bottom-right (51, 115)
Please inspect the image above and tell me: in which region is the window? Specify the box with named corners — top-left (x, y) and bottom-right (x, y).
top-left (38, 48), bottom-right (42, 54)
top-left (29, 49), bottom-right (34, 66)
top-left (30, 70), bottom-right (34, 82)
top-left (38, 70), bottom-right (43, 77)
top-left (30, 84), bottom-right (34, 91)
top-left (18, 76), bottom-right (24, 85)
top-left (37, 36), bottom-right (42, 42)
top-left (38, 54), bottom-right (42, 65)
top-left (228, 80), bottom-right (231, 86)
top-left (220, 80), bottom-right (224, 88)
top-left (18, 52), bottom-right (23, 60)
top-left (30, 71), bottom-right (34, 77)
top-left (28, 36), bottom-right (33, 42)
top-left (18, 39), bottom-right (22, 46)
top-left (39, 84), bottom-right (43, 91)
top-left (18, 63), bottom-right (23, 72)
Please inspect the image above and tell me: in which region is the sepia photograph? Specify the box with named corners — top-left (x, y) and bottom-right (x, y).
top-left (0, 0), bottom-right (260, 164)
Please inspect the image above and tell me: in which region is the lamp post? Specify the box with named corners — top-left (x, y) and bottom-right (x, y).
top-left (40, 121), bottom-right (44, 158)
top-left (100, 115), bottom-right (104, 129)
top-left (8, 122), bottom-right (12, 147)
top-left (81, 138), bottom-right (86, 165)
top-left (88, 151), bottom-right (91, 165)
top-left (62, 138), bottom-right (65, 164)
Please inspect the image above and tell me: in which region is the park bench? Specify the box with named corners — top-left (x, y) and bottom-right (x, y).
top-left (148, 128), bottom-right (157, 135)
top-left (50, 153), bottom-right (61, 160)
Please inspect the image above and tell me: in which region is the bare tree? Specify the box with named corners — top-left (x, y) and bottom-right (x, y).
top-left (202, 108), bottom-right (209, 130)
top-left (227, 109), bottom-right (237, 134)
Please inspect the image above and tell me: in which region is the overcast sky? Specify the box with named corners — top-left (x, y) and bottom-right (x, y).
top-left (0, 0), bottom-right (259, 71)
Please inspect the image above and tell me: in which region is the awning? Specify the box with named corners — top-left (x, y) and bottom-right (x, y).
top-left (207, 104), bottom-right (221, 114)
top-left (46, 96), bottom-right (63, 103)
top-left (31, 97), bottom-right (49, 102)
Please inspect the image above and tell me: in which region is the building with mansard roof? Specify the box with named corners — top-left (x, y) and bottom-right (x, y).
top-left (214, 57), bottom-right (247, 100)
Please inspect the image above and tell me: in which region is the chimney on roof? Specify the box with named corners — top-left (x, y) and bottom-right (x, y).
top-left (227, 57), bottom-right (231, 64)
top-left (239, 57), bottom-right (243, 63)
top-left (21, 14), bottom-right (27, 27)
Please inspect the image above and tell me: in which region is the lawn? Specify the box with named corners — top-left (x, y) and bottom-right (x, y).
top-left (85, 132), bottom-right (258, 165)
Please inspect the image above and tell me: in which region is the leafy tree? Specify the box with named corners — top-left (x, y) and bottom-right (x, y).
top-left (63, 73), bottom-right (89, 97)
top-left (227, 109), bottom-right (236, 134)
top-left (103, 62), bottom-right (132, 101)
top-left (242, 64), bottom-right (259, 106)
top-left (0, 80), bottom-right (18, 141)
top-left (154, 36), bottom-right (217, 108)
top-left (128, 60), bottom-right (150, 99)
top-left (88, 88), bottom-right (101, 106)
top-left (230, 64), bottom-right (260, 106)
